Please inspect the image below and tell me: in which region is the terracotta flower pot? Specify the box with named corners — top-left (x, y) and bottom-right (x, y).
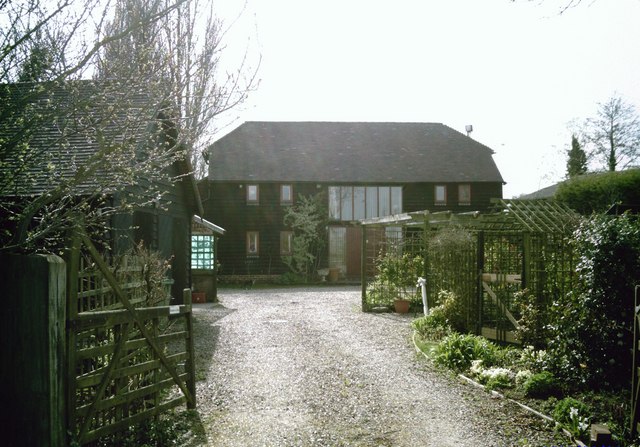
top-left (394, 299), bottom-right (410, 314)
top-left (192, 292), bottom-right (206, 303)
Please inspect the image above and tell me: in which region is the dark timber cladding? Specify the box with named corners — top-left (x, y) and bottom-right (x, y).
top-left (204, 121), bottom-right (505, 278)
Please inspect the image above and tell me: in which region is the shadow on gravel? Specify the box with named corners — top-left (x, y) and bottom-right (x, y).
top-left (191, 303), bottom-right (236, 381)
top-left (174, 409), bottom-right (208, 446)
top-left (368, 311), bottom-right (418, 322)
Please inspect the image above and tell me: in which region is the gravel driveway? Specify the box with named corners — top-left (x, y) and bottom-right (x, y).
top-left (185, 286), bottom-right (564, 447)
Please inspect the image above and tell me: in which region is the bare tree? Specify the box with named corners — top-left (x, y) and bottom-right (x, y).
top-left (510, 0), bottom-right (587, 14)
top-left (95, 0), bottom-right (260, 177)
top-left (582, 95), bottom-right (640, 171)
top-left (0, 0), bottom-right (220, 252)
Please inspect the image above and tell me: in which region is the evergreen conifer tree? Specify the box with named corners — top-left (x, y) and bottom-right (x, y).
top-left (566, 134), bottom-right (587, 178)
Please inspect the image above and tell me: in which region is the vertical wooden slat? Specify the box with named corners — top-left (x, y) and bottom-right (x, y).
top-left (66, 224), bottom-right (82, 443)
top-left (183, 289), bottom-right (196, 410)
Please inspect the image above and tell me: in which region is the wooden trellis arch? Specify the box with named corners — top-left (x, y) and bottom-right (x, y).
top-left (361, 199), bottom-right (580, 343)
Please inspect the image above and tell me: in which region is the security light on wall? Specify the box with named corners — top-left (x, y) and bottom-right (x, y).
top-left (465, 125), bottom-right (473, 136)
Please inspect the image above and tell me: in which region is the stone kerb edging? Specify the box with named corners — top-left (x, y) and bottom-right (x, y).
top-left (411, 331), bottom-right (587, 447)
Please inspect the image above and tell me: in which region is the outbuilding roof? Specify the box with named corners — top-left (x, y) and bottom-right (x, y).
top-left (0, 81), bottom-right (202, 215)
top-left (208, 121), bottom-right (504, 184)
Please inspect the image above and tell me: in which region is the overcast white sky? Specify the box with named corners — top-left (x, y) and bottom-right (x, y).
top-left (213, 0), bottom-right (640, 198)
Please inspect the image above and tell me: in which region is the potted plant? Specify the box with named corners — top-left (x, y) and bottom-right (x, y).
top-left (374, 250), bottom-right (423, 313)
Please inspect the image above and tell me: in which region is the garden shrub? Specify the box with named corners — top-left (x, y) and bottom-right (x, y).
top-left (555, 168), bottom-right (640, 214)
top-left (553, 397), bottom-right (591, 440)
top-left (547, 213), bottom-right (640, 389)
top-left (470, 360), bottom-right (515, 391)
top-left (427, 227), bottom-right (475, 330)
top-left (275, 272), bottom-right (308, 285)
top-left (517, 345), bottom-right (549, 373)
top-left (522, 371), bottom-right (562, 399)
top-left (282, 192), bottom-right (328, 280)
top-left (365, 280), bottom-right (395, 308)
top-left (433, 333), bottom-right (500, 371)
top-left (430, 290), bottom-right (467, 333)
top-left (373, 250), bottom-right (423, 301)
top-left (483, 368), bottom-right (515, 391)
top-left (513, 289), bottom-right (548, 349)
top-left (412, 313), bottom-right (452, 341)
top-left (515, 370), bottom-right (533, 387)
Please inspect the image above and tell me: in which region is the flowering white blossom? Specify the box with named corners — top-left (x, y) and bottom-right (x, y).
top-left (478, 367), bottom-right (515, 383)
top-left (515, 369), bottom-right (533, 386)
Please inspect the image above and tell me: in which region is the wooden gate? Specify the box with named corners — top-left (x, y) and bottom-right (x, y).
top-left (66, 225), bottom-right (196, 445)
top-left (480, 273), bottom-right (521, 344)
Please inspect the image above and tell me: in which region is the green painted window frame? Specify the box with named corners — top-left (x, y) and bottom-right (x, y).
top-left (191, 234), bottom-right (214, 269)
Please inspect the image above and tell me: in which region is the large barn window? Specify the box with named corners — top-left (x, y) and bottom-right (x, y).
top-left (328, 186), bottom-right (402, 221)
top-left (191, 235), bottom-right (214, 269)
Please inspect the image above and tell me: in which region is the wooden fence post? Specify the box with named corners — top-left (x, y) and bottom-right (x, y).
top-left (1, 253), bottom-right (67, 447)
top-left (183, 288), bottom-right (197, 410)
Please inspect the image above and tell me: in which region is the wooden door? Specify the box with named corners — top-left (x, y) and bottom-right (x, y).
top-left (346, 226), bottom-right (362, 280)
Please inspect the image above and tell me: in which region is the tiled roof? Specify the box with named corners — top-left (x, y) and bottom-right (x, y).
top-left (0, 81), bottom-right (163, 197)
top-left (208, 121), bottom-right (504, 183)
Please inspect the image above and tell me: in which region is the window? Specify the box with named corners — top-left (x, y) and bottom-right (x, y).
top-left (378, 187), bottom-right (390, 216)
top-left (365, 186), bottom-right (378, 218)
top-left (328, 227), bottom-right (346, 273)
top-left (328, 186), bottom-right (401, 221)
top-left (280, 184), bottom-right (293, 205)
top-left (329, 186), bottom-right (340, 220)
top-left (435, 185), bottom-right (447, 205)
top-left (246, 184), bottom-right (259, 204)
top-left (191, 235), bottom-right (214, 269)
top-left (280, 231), bottom-right (293, 255)
top-left (246, 231), bottom-right (259, 255)
top-left (341, 187), bottom-right (353, 221)
top-left (391, 186), bottom-right (402, 214)
top-left (458, 184), bottom-right (471, 205)
top-left (353, 187), bottom-right (365, 220)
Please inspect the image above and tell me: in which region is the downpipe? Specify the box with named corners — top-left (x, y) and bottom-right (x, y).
top-left (417, 277), bottom-right (428, 316)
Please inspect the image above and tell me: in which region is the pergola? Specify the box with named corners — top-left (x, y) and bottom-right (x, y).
top-left (360, 199), bottom-right (579, 343)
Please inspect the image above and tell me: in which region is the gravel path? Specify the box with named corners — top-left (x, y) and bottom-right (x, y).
top-left (186, 286), bottom-right (565, 447)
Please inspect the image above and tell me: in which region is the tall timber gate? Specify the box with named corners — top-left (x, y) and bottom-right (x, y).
top-left (65, 224), bottom-right (196, 445)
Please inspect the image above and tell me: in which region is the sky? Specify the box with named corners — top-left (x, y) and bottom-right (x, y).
top-left (212, 0), bottom-right (640, 198)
